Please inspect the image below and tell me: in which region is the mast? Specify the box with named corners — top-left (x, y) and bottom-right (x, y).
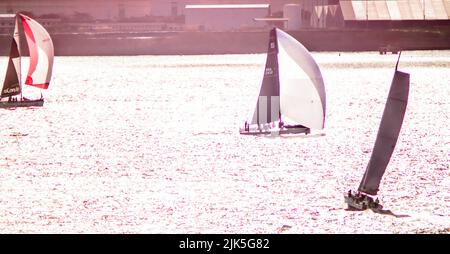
top-left (15, 14), bottom-right (22, 100)
top-left (358, 54), bottom-right (410, 195)
top-left (395, 51), bottom-right (402, 71)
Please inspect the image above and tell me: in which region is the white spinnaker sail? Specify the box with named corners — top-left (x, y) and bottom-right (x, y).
top-left (276, 29), bottom-right (326, 129)
top-left (20, 14), bottom-right (54, 89)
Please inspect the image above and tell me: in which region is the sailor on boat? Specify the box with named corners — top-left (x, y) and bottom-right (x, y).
top-left (244, 121), bottom-right (249, 131)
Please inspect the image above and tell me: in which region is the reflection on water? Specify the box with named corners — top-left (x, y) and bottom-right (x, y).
top-left (0, 51), bottom-right (449, 233)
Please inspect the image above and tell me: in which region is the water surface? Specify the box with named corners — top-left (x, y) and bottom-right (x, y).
top-left (0, 51), bottom-right (449, 233)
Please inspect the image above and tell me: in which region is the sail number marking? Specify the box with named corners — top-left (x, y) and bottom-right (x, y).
top-left (3, 87), bottom-right (20, 94)
top-left (265, 68), bottom-right (274, 75)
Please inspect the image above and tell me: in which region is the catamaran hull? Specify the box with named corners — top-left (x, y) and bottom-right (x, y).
top-left (0, 99), bottom-right (44, 108)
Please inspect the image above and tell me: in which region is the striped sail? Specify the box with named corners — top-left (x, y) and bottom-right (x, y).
top-left (20, 14), bottom-right (54, 89)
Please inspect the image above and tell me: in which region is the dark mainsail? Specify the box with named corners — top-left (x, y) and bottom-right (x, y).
top-left (1, 38), bottom-right (21, 98)
top-left (251, 28), bottom-right (280, 125)
top-left (358, 68), bottom-right (410, 195)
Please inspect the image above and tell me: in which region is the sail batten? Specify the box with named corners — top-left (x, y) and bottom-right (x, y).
top-left (358, 70), bottom-right (410, 195)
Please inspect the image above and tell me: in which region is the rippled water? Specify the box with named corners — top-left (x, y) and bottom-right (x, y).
top-left (0, 51), bottom-right (449, 233)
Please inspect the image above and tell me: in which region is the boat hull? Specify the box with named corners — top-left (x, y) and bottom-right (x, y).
top-left (0, 99), bottom-right (44, 108)
top-left (344, 191), bottom-right (383, 211)
top-left (239, 126), bottom-right (310, 136)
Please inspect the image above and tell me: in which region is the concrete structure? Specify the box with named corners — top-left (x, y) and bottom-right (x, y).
top-left (0, 0), bottom-right (298, 20)
top-left (287, 0), bottom-right (343, 29)
top-left (0, 14), bottom-right (15, 33)
top-left (0, 0), bottom-right (151, 21)
top-left (284, 4), bottom-right (302, 30)
top-left (0, 13), bottom-right (62, 33)
top-left (310, 1), bottom-right (343, 28)
top-left (253, 17), bottom-right (288, 30)
top-left (185, 4), bottom-right (270, 31)
top-left (150, 0), bottom-right (298, 17)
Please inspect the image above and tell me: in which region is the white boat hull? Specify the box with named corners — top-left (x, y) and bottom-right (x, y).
top-left (239, 125), bottom-right (310, 136)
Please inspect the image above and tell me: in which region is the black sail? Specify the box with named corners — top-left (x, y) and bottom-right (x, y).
top-left (1, 38), bottom-right (21, 98)
top-left (358, 70), bottom-right (410, 195)
top-left (251, 28), bottom-right (280, 125)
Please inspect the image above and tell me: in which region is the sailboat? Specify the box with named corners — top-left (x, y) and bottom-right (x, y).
top-left (0, 13), bottom-right (54, 108)
top-left (239, 28), bottom-right (326, 135)
top-left (345, 52), bottom-right (410, 211)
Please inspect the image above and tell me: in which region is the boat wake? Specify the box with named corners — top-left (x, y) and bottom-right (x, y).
top-left (372, 209), bottom-right (410, 218)
top-left (344, 206), bottom-right (410, 218)
top-left (192, 131), bottom-right (231, 136)
top-left (278, 133), bottom-right (326, 139)
top-left (9, 132), bottom-right (29, 137)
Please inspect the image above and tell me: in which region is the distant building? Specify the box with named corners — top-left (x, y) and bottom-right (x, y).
top-left (0, 14), bottom-right (15, 33)
top-left (2, 0), bottom-right (447, 32)
top-left (150, 0), bottom-right (297, 17)
top-left (0, 0), bottom-right (296, 20)
top-left (185, 4), bottom-right (271, 31)
top-left (339, 0), bottom-right (450, 28)
top-left (0, 13), bottom-right (62, 33)
top-left (286, 0), bottom-right (343, 29)
top-left (0, 0), bottom-right (151, 21)
top-left (283, 0), bottom-right (450, 29)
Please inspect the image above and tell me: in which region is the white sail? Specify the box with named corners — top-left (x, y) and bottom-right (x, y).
top-left (276, 28), bottom-right (326, 129)
top-left (20, 14), bottom-right (54, 89)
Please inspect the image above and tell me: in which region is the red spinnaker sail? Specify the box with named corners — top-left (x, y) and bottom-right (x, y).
top-left (20, 14), bottom-right (54, 89)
